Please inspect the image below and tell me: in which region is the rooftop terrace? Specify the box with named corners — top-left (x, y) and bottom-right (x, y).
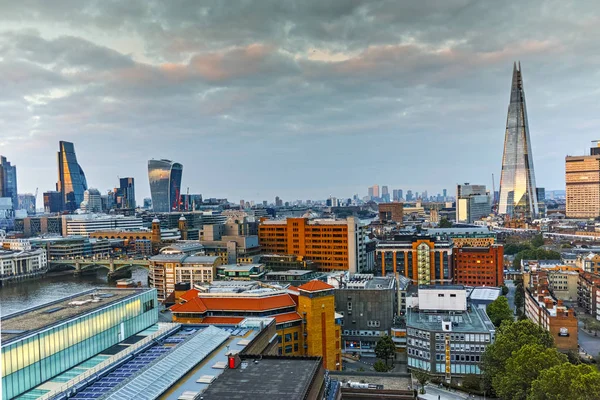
top-left (1, 288), bottom-right (149, 344)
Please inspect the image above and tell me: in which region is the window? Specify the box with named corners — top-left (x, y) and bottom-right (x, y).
top-left (347, 302), bottom-right (352, 311)
top-left (285, 345), bottom-right (293, 353)
top-left (294, 332), bottom-right (299, 341)
top-left (284, 333), bottom-right (292, 342)
top-left (438, 294), bottom-right (445, 297)
top-left (294, 343), bottom-right (299, 352)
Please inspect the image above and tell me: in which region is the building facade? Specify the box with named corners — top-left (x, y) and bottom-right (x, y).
top-left (334, 275), bottom-right (397, 355)
top-left (406, 286), bottom-right (496, 381)
top-left (119, 177), bottom-right (136, 209)
top-left (0, 247), bottom-right (47, 282)
top-left (378, 203), bottom-right (404, 223)
top-left (566, 142), bottom-right (600, 218)
top-left (426, 228), bottom-right (496, 248)
top-left (498, 63), bottom-right (540, 219)
top-left (525, 274), bottom-right (578, 352)
top-left (61, 214), bottom-right (143, 236)
top-left (258, 217), bottom-right (367, 273)
top-left (456, 184), bottom-right (491, 224)
top-left (56, 141), bottom-right (88, 212)
top-left (80, 188), bottom-right (102, 213)
top-left (376, 234), bottom-right (453, 284)
top-left (43, 191), bottom-right (63, 213)
top-left (452, 245), bottom-right (504, 287)
top-left (147, 159), bottom-right (183, 212)
top-left (1, 288), bottom-right (158, 399)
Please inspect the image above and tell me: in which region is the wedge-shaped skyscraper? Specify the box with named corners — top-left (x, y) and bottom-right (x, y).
top-left (148, 159), bottom-right (183, 212)
top-left (498, 62), bottom-right (539, 218)
top-left (57, 141), bottom-right (88, 212)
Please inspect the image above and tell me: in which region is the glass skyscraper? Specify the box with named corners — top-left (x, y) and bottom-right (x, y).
top-left (148, 159), bottom-right (183, 212)
top-left (0, 155), bottom-right (18, 209)
top-left (498, 62), bottom-right (539, 219)
top-left (119, 177), bottom-right (136, 209)
top-left (56, 141), bottom-right (88, 212)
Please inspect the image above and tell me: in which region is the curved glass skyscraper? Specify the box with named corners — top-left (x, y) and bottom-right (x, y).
top-left (498, 62), bottom-right (539, 219)
top-left (57, 141), bottom-right (88, 212)
top-left (148, 159), bottom-right (183, 212)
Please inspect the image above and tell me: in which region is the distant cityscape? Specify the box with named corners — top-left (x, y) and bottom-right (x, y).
top-left (2, 61), bottom-right (600, 400)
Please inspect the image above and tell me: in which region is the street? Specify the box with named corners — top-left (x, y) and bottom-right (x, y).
top-left (578, 320), bottom-right (600, 359)
top-left (418, 384), bottom-right (485, 400)
top-left (505, 279), bottom-right (517, 313)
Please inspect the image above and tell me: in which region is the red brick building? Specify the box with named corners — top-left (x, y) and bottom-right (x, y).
top-left (452, 245), bottom-right (504, 287)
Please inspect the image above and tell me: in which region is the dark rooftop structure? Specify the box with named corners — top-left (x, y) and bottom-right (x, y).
top-left (200, 355), bottom-right (325, 400)
top-left (1, 288), bottom-right (148, 344)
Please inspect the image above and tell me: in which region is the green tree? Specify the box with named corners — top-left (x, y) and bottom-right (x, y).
top-left (461, 374), bottom-right (482, 391)
top-left (373, 360), bottom-right (389, 372)
top-left (412, 370), bottom-right (430, 394)
top-left (374, 335), bottom-right (395, 366)
top-left (494, 344), bottom-right (567, 400)
top-left (500, 285), bottom-right (509, 296)
top-left (514, 280), bottom-right (525, 314)
top-left (486, 296), bottom-right (514, 327)
top-left (438, 217), bottom-right (452, 228)
top-left (504, 243), bottom-right (531, 256)
top-left (566, 349), bottom-right (582, 365)
top-left (531, 234), bottom-right (544, 248)
top-left (528, 363), bottom-right (600, 400)
top-left (481, 320), bottom-right (554, 393)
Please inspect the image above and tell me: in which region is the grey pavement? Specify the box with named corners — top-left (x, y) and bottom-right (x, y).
top-left (418, 385), bottom-right (485, 400)
top-left (578, 320), bottom-right (600, 358)
top-left (505, 279), bottom-right (517, 313)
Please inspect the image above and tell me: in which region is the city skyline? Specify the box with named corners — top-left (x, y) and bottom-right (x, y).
top-left (2, 1), bottom-right (600, 201)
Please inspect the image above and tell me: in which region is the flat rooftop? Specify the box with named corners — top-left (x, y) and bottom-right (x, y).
top-left (199, 356), bottom-right (322, 400)
top-left (1, 288), bottom-right (148, 344)
top-left (407, 306), bottom-right (495, 334)
top-left (265, 269), bottom-right (315, 277)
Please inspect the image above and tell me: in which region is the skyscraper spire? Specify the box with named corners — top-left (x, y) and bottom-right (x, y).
top-left (498, 62), bottom-right (539, 219)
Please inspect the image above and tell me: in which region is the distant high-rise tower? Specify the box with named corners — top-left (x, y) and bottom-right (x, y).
top-left (119, 177), bottom-right (136, 209)
top-left (0, 156), bottom-right (17, 209)
top-left (56, 141), bottom-right (87, 212)
top-left (498, 62), bottom-right (539, 219)
top-left (148, 159), bottom-right (183, 212)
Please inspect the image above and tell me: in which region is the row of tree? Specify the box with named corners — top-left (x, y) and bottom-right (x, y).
top-left (482, 320), bottom-right (600, 399)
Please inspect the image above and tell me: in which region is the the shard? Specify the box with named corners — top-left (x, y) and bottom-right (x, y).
top-left (498, 62), bottom-right (539, 219)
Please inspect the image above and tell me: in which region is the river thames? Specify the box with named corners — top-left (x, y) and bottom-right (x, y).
top-left (0, 267), bottom-right (149, 316)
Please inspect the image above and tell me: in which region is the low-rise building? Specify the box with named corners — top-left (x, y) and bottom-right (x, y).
top-left (61, 214), bottom-right (143, 236)
top-left (525, 272), bottom-right (578, 352)
top-left (581, 252), bottom-right (600, 274)
top-left (452, 245), bottom-right (504, 287)
top-left (217, 263), bottom-right (266, 280)
top-left (0, 247), bottom-right (47, 283)
top-left (578, 271), bottom-right (600, 317)
top-left (378, 203), bottom-right (404, 223)
top-left (170, 280), bottom-right (342, 370)
top-left (525, 265), bottom-right (580, 302)
top-left (376, 234), bottom-right (453, 284)
top-left (334, 274), bottom-right (397, 355)
top-left (406, 285), bottom-right (496, 382)
top-left (426, 227), bottom-right (496, 248)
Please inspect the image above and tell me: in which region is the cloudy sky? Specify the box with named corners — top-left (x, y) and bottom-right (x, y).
top-left (1, 0), bottom-right (599, 203)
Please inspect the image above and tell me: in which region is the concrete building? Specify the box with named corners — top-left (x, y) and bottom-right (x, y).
top-left (566, 142), bottom-right (600, 218)
top-left (578, 271), bottom-right (600, 318)
top-left (376, 234), bottom-right (453, 284)
top-left (259, 217), bottom-right (367, 273)
top-left (456, 183), bottom-right (491, 224)
top-left (581, 252), bottom-right (600, 274)
top-left (378, 203), bottom-right (404, 223)
top-left (524, 272), bottom-right (578, 352)
top-left (216, 263), bottom-right (266, 280)
top-left (452, 245), bottom-right (504, 287)
top-left (61, 214), bottom-right (143, 237)
top-left (406, 285), bottom-right (496, 381)
top-left (334, 274), bottom-right (397, 355)
top-left (524, 265), bottom-right (580, 302)
top-left (14, 215), bottom-right (62, 237)
top-left (149, 244), bottom-right (220, 300)
top-left (1, 288), bottom-right (158, 399)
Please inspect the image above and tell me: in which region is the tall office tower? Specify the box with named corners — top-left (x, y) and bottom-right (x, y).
top-left (406, 190), bottom-right (413, 201)
top-left (56, 141), bottom-right (88, 212)
top-left (398, 189), bottom-right (403, 201)
top-left (0, 156), bottom-right (18, 209)
top-left (275, 196), bottom-right (283, 207)
top-left (143, 198), bottom-right (152, 209)
top-left (498, 62), bottom-right (539, 219)
top-left (148, 159), bottom-right (183, 212)
top-left (80, 188), bottom-right (102, 213)
top-left (566, 142), bottom-right (600, 218)
top-left (119, 177), bottom-right (136, 209)
top-left (372, 184), bottom-right (380, 198)
top-left (392, 189), bottom-right (399, 202)
top-left (382, 186), bottom-right (389, 196)
top-left (368, 186), bottom-right (374, 199)
top-left (443, 188), bottom-right (447, 199)
top-left (456, 183), bottom-right (491, 223)
top-left (43, 191), bottom-right (63, 213)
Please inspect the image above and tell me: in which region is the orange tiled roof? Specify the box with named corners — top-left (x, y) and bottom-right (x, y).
top-left (179, 288), bottom-right (201, 301)
top-left (170, 295), bottom-right (207, 313)
top-left (274, 312), bottom-right (303, 324)
top-left (199, 293), bottom-right (297, 312)
top-left (201, 316), bottom-right (245, 325)
top-left (297, 280), bottom-right (334, 292)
